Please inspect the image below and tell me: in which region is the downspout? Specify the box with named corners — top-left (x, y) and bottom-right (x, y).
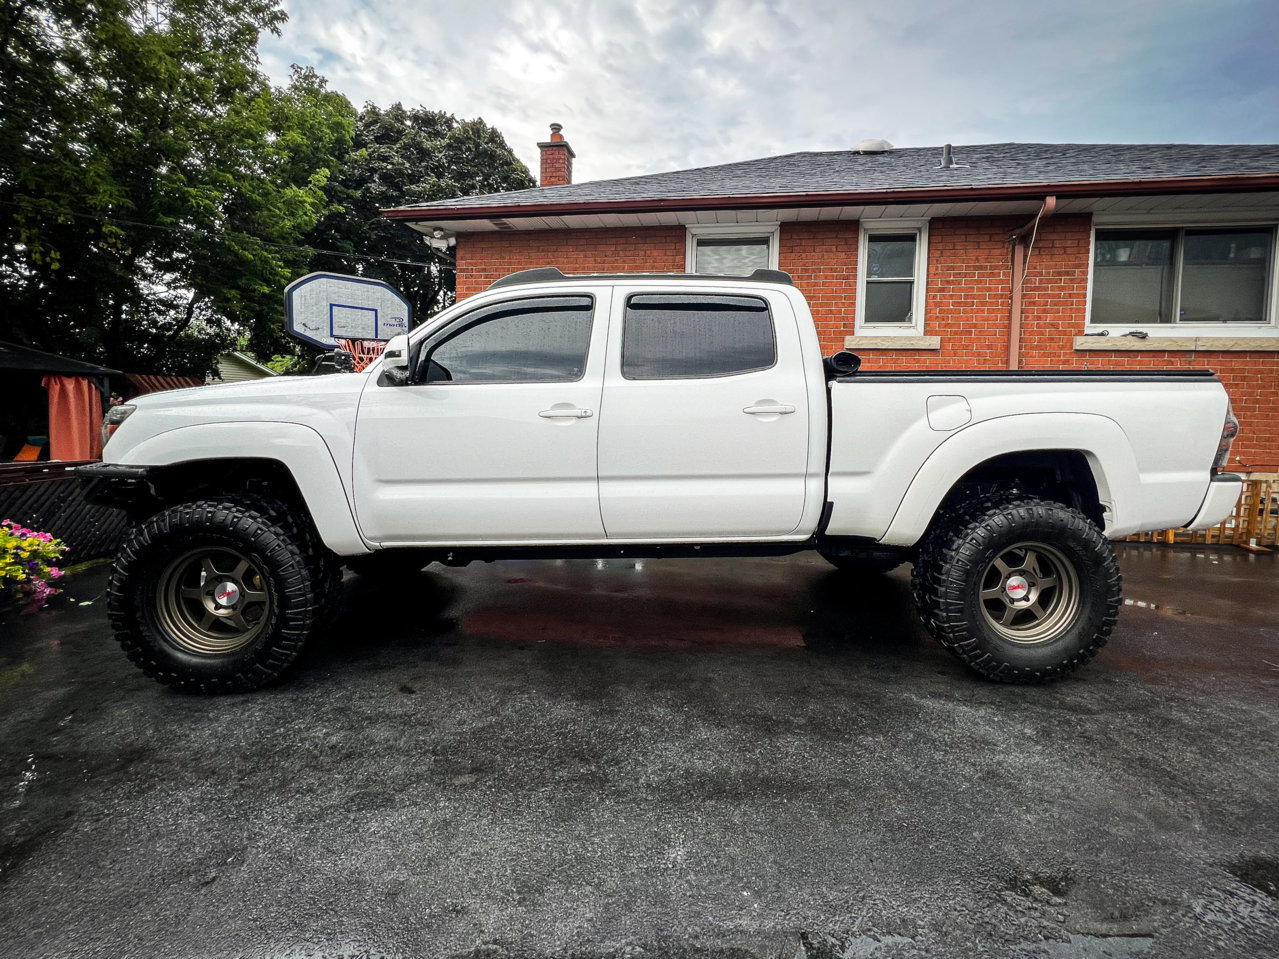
top-left (1007, 196), bottom-right (1056, 370)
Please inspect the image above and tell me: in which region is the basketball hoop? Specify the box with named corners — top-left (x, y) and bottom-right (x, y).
top-left (337, 338), bottom-right (387, 373)
top-left (284, 273), bottom-right (411, 373)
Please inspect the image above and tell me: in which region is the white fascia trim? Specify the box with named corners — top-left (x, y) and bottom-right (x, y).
top-left (855, 218), bottom-right (929, 336)
top-left (1084, 215), bottom-right (1279, 337)
top-left (685, 222), bottom-right (781, 272)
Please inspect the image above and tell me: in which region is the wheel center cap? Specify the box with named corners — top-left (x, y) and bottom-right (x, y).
top-left (1005, 575), bottom-right (1031, 601)
top-left (214, 581), bottom-right (241, 608)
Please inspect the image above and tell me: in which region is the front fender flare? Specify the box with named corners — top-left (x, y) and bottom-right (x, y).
top-left (113, 421), bottom-right (371, 555)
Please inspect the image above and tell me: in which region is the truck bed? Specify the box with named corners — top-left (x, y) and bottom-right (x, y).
top-left (826, 368), bottom-right (1230, 545)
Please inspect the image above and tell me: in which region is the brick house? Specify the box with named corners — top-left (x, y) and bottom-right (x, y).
top-left (384, 128), bottom-right (1279, 470)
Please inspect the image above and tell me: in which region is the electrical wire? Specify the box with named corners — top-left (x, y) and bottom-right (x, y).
top-left (1012, 204), bottom-right (1044, 294)
top-left (0, 199), bottom-right (455, 269)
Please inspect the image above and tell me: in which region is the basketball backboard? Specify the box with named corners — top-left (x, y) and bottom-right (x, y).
top-left (284, 273), bottom-right (411, 349)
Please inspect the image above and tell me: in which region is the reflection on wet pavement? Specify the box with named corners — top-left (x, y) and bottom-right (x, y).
top-left (0, 544), bottom-right (1276, 957)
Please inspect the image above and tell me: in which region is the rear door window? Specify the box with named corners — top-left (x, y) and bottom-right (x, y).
top-left (622, 294), bottom-right (776, 379)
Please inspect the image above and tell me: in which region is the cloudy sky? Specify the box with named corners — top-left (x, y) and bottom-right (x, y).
top-left (258, 0), bottom-right (1278, 184)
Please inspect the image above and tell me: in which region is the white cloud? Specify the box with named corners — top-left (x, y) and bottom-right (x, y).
top-left (258, 0), bottom-right (1278, 184)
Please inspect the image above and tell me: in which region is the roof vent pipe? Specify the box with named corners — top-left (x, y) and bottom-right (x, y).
top-left (940, 143), bottom-right (954, 168)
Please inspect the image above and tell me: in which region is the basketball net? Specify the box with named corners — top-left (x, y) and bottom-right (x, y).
top-left (337, 338), bottom-right (387, 373)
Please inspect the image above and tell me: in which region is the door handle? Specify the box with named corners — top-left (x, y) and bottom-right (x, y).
top-left (538, 408), bottom-right (594, 419)
top-left (742, 404), bottom-right (796, 415)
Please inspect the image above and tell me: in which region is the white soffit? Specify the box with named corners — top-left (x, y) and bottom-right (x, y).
top-left (408, 190), bottom-right (1279, 233)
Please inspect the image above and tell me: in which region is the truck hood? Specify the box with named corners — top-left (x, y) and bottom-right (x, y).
top-left (105, 372), bottom-right (370, 463)
top-left (128, 372), bottom-right (365, 409)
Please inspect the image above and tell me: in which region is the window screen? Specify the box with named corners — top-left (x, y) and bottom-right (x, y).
top-left (623, 294), bottom-right (776, 379)
top-left (1181, 228), bottom-right (1270, 323)
top-left (419, 295), bottom-right (593, 384)
top-left (864, 233), bottom-right (918, 324)
top-left (1092, 230), bottom-right (1176, 324)
top-left (693, 236), bottom-right (772, 275)
top-left (1091, 227), bottom-right (1273, 326)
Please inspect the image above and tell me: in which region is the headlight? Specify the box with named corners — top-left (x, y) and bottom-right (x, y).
top-left (101, 404), bottom-right (137, 450)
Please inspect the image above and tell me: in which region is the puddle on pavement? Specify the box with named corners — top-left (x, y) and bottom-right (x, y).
top-left (1122, 598), bottom-right (1189, 615)
top-left (798, 932), bottom-right (1154, 958)
top-left (1012, 934), bottom-right (1154, 957)
top-left (1227, 854), bottom-right (1279, 900)
top-left (460, 607), bottom-right (804, 650)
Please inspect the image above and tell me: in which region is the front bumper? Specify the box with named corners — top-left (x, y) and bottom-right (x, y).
top-left (76, 462), bottom-right (154, 510)
top-left (1185, 473), bottom-right (1244, 530)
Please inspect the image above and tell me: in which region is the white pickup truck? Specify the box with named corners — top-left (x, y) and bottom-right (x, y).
top-left (80, 268), bottom-right (1243, 692)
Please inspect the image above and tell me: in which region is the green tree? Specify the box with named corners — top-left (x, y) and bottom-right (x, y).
top-left (304, 103), bottom-right (535, 333)
top-left (0, 1), bottom-right (353, 374)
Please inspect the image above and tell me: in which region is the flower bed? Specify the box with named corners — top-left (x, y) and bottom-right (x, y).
top-left (1, 519), bottom-right (67, 611)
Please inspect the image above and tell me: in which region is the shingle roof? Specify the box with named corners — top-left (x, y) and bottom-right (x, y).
top-left (383, 142), bottom-right (1279, 219)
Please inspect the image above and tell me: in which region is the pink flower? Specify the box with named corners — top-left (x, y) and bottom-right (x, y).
top-left (49, 567), bottom-right (62, 579)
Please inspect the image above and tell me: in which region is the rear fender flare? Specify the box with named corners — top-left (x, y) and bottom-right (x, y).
top-left (879, 412), bottom-right (1140, 546)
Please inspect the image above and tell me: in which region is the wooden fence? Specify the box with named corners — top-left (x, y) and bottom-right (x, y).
top-left (1125, 476), bottom-right (1278, 549)
top-left (0, 462), bottom-right (128, 564)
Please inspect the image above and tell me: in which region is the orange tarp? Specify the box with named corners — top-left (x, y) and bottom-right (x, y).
top-left (42, 375), bottom-right (103, 461)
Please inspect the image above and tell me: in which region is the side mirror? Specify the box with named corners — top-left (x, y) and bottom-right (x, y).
top-left (379, 334), bottom-right (411, 385)
top-left (381, 334), bottom-right (410, 372)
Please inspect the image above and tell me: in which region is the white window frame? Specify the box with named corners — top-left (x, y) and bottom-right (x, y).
top-left (685, 223), bottom-right (780, 274)
top-left (855, 219), bottom-right (929, 336)
top-left (1086, 212), bottom-right (1279, 338)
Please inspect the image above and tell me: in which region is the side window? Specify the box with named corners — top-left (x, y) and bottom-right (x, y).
top-left (622, 294), bottom-right (776, 379)
top-left (418, 295), bottom-right (594, 385)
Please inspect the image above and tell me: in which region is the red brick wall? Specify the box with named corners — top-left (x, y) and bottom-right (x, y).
top-left (452, 218), bottom-right (1278, 467)
top-left (539, 144), bottom-right (573, 187)
top-left (455, 228), bottom-right (685, 299)
top-left (776, 222), bottom-right (858, 350)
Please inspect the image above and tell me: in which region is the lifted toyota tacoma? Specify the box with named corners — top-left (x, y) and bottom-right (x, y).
top-left (80, 268), bottom-right (1243, 692)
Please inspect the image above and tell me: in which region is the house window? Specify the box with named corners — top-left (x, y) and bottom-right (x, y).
top-left (685, 224), bottom-right (779, 275)
top-left (857, 222), bottom-right (928, 334)
top-left (1090, 226), bottom-right (1276, 329)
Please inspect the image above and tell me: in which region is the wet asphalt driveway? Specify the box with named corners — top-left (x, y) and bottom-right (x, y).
top-left (1, 545), bottom-right (1277, 959)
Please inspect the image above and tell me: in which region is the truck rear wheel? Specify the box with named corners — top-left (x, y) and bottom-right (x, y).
top-left (911, 493), bottom-right (1122, 683)
top-left (108, 501), bottom-right (319, 693)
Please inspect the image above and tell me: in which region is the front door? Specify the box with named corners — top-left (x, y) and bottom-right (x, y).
top-left (353, 291), bottom-right (609, 545)
top-left (596, 289), bottom-right (813, 540)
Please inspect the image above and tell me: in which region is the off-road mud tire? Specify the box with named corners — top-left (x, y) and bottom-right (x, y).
top-left (217, 493), bottom-right (344, 624)
top-left (911, 492), bottom-right (1122, 684)
top-left (108, 501), bottom-right (319, 693)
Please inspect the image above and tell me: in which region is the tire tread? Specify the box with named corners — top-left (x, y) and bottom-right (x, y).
top-left (911, 491), bottom-right (1122, 684)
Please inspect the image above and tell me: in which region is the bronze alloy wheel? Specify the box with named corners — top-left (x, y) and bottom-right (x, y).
top-left (155, 548), bottom-right (272, 655)
top-left (977, 540), bottom-right (1081, 645)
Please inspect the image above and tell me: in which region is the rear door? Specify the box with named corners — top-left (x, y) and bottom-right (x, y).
top-left (596, 287), bottom-right (812, 539)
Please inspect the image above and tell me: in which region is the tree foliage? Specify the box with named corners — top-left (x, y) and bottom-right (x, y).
top-left (0, 1), bottom-right (535, 375)
top-left (303, 103), bottom-right (534, 340)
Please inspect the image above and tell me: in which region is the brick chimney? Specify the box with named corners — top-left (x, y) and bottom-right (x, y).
top-left (538, 123), bottom-right (575, 187)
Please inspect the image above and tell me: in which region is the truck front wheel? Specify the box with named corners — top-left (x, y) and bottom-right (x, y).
top-left (108, 501), bottom-right (319, 693)
top-left (911, 494), bottom-right (1122, 683)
